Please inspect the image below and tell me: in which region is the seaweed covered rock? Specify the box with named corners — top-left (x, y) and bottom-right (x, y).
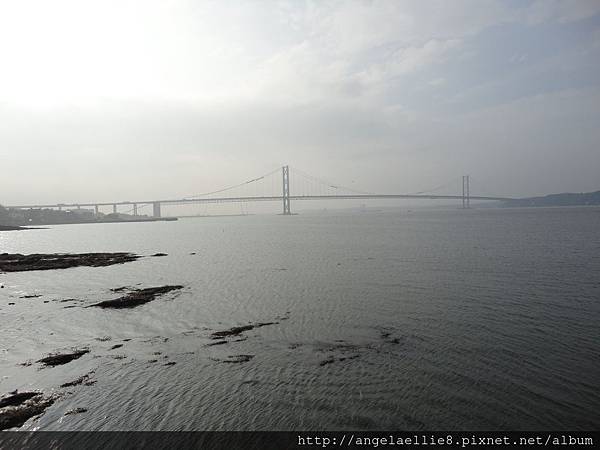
top-left (210, 322), bottom-right (277, 340)
top-left (91, 285), bottom-right (184, 309)
top-left (0, 391), bottom-right (57, 430)
top-left (0, 253), bottom-right (140, 273)
top-left (37, 349), bottom-right (90, 367)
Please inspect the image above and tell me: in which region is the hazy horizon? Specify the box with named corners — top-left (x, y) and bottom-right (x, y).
top-left (2, 0), bottom-right (600, 206)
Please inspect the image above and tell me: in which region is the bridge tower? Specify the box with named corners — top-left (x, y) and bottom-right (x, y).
top-left (462, 175), bottom-right (470, 209)
top-left (282, 165), bottom-right (291, 215)
top-left (152, 202), bottom-right (161, 218)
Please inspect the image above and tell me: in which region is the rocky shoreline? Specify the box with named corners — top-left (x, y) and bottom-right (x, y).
top-left (90, 285), bottom-right (184, 309)
top-left (0, 391), bottom-right (58, 430)
top-left (0, 249), bottom-right (394, 431)
top-left (0, 252), bottom-right (141, 273)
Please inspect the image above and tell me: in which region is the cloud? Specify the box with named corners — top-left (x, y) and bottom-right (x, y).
top-left (525, 0), bottom-right (600, 24)
top-left (356, 39), bottom-right (461, 86)
top-left (1, 1), bottom-right (599, 205)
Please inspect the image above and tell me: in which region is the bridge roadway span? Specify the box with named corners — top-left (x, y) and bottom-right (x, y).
top-left (7, 193), bottom-right (514, 211)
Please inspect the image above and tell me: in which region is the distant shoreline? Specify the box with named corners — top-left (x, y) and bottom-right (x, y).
top-left (501, 191), bottom-right (600, 208)
top-left (0, 217), bottom-right (177, 230)
top-left (55, 217), bottom-right (178, 225)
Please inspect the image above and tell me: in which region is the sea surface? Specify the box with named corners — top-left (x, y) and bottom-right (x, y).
top-left (1, 207), bottom-right (599, 430)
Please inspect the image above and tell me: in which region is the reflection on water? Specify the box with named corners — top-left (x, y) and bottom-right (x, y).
top-left (1, 207), bottom-right (599, 430)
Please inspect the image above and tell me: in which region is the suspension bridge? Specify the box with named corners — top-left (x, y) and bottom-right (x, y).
top-left (6, 166), bottom-right (514, 217)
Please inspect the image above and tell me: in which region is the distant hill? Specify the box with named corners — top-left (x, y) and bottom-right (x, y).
top-left (503, 191), bottom-right (600, 207)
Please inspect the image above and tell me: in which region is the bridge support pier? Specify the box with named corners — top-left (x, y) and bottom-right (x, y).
top-left (133, 204), bottom-right (138, 216)
top-left (462, 175), bottom-right (470, 209)
top-left (94, 205), bottom-right (99, 215)
top-left (153, 202), bottom-right (161, 218)
top-left (282, 165), bottom-right (291, 215)
top-left (112, 204), bottom-right (117, 214)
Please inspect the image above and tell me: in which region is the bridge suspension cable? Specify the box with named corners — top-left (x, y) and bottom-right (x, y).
top-left (407, 177), bottom-right (462, 196)
top-left (290, 166), bottom-right (375, 196)
top-left (184, 167), bottom-right (281, 199)
top-left (467, 176), bottom-right (497, 198)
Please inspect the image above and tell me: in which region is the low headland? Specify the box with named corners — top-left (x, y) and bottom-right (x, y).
top-left (501, 190), bottom-right (600, 208)
top-left (0, 204), bottom-right (176, 228)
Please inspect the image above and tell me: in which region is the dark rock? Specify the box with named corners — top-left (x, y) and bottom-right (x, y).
top-left (90, 285), bottom-right (184, 309)
top-left (210, 322), bottom-right (277, 340)
top-left (379, 328), bottom-right (402, 345)
top-left (37, 349), bottom-right (89, 367)
top-left (221, 355), bottom-right (254, 363)
top-left (110, 286), bottom-right (131, 293)
top-left (0, 225), bottom-right (29, 231)
top-left (151, 253), bottom-right (168, 257)
top-left (0, 252), bottom-right (140, 273)
top-left (163, 361), bottom-right (177, 366)
top-left (64, 407), bottom-right (87, 415)
top-left (319, 357), bottom-right (335, 366)
top-left (0, 392), bottom-right (39, 408)
top-left (314, 339), bottom-right (369, 367)
top-left (0, 392), bottom-right (56, 430)
top-left (8, 302), bottom-right (15, 305)
top-left (19, 294), bottom-right (41, 299)
top-left (206, 340), bottom-right (228, 346)
top-left (109, 344), bottom-right (123, 350)
top-left (60, 373), bottom-right (95, 388)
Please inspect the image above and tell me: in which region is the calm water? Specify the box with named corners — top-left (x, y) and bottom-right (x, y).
top-left (1, 207), bottom-right (599, 430)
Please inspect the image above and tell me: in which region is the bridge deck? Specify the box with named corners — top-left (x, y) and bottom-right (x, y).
top-left (6, 194), bottom-right (514, 210)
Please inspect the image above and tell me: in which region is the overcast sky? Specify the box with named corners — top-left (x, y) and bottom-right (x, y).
top-left (1, 0), bottom-right (600, 206)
